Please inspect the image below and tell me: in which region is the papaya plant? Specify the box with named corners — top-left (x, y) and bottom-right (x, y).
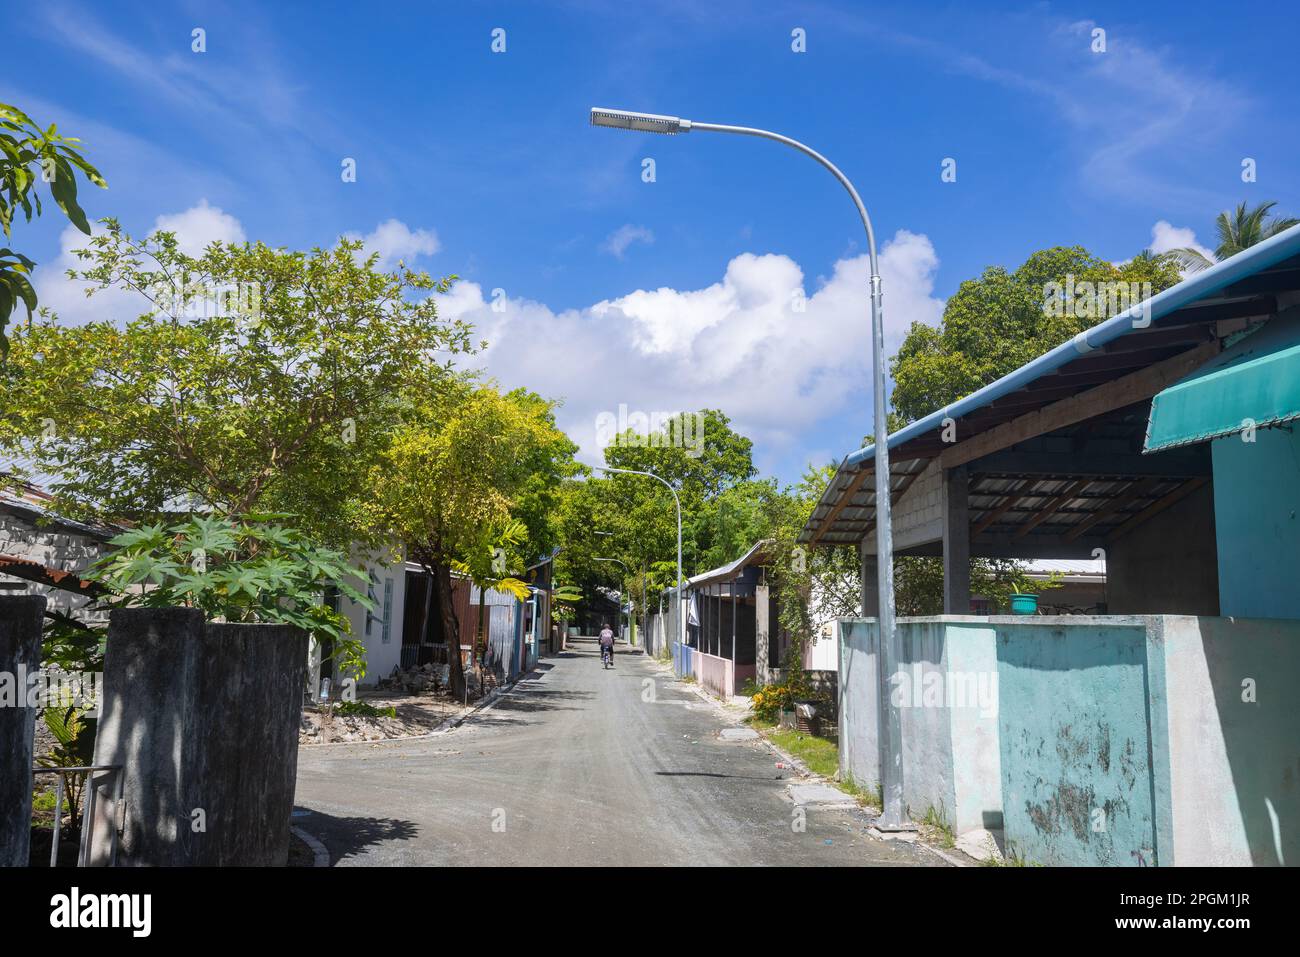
top-left (85, 512), bottom-right (373, 680)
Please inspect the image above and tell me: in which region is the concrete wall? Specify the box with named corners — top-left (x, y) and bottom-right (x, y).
top-left (0, 512), bottom-right (108, 622)
top-left (90, 608), bottom-right (307, 866)
top-left (0, 595), bottom-right (45, 867)
top-left (1212, 427), bottom-right (1300, 619)
top-left (889, 461), bottom-right (943, 551)
top-left (994, 616), bottom-right (1156, 865)
top-left (1152, 616), bottom-right (1298, 865)
top-left (1106, 483), bottom-right (1219, 616)
top-left (804, 620), bottom-right (840, 671)
top-left (839, 617), bottom-right (1003, 836)
top-left (343, 546), bottom-right (407, 684)
top-left (839, 613), bottom-right (1300, 865)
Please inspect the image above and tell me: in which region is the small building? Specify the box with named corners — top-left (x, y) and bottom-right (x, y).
top-left (804, 223), bottom-right (1300, 866)
top-left (0, 480), bottom-right (114, 621)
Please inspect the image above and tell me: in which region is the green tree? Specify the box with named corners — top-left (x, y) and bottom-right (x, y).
top-left (554, 409), bottom-right (760, 627)
top-left (0, 222), bottom-right (472, 544)
top-left (1, 101), bottom-right (106, 355)
top-left (890, 245), bottom-right (1183, 423)
top-left (85, 513), bottom-right (372, 677)
top-left (362, 381), bottom-right (573, 699)
top-left (1172, 200), bottom-right (1299, 273)
top-left (885, 244), bottom-right (1170, 611)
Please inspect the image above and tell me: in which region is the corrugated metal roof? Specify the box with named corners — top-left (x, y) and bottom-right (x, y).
top-left (802, 223), bottom-right (1300, 547)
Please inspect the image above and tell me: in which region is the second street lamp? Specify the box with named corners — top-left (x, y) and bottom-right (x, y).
top-left (589, 107), bottom-right (910, 831)
top-left (594, 465), bottom-right (685, 659)
top-left (593, 557), bottom-right (636, 644)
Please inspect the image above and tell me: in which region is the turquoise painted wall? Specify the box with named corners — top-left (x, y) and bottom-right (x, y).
top-left (837, 615), bottom-right (1300, 865)
top-left (995, 618), bottom-right (1158, 865)
top-left (1213, 427), bottom-right (1300, 619)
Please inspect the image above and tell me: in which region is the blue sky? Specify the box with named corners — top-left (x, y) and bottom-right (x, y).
top-left (9, 0), bottom-right (1300, 483)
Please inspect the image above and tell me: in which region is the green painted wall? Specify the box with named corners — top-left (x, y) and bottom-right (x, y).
top-left (1212, 428), bottom-right (1300, 619)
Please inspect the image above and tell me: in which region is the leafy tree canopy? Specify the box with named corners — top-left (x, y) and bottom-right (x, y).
top-left (890, 245), bottom-right (1183, 424)
top-left (1, 101), bottom-right (106, 355)
top-left (0, 222), bottom-right (473, 546)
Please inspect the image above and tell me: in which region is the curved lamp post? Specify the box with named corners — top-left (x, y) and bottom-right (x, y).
top-left (593, 556), bottom-right (638, 643)
top-left (589, 108), bottom-right (908, 831)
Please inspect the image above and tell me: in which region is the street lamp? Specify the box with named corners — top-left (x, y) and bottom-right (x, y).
top-left (593, 557), bottom-right (637, 643)
top-left (594, 465), bottom-right (685, 655)
top-left (589, 107), bottom-right (909, 831)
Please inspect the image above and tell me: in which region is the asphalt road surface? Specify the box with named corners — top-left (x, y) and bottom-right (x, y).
top-left (293, 638), bottom-right (941, 867)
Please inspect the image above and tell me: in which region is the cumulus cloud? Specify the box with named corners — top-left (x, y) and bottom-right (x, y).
top-left (32, 207), bottom-right (446, 324)
top-left (31, 223), bottom-right (146, 326)
top-left (32, 200), bottom-right (248, 325)
top-left (600, 224), bottom-right (654, 259)
top-left (153, 199), bottom-right (246, 256)
top-left (1149, 220), bottom-right (1213, 267)
top-left (344, 218), bottom-right (441, 270)
top-left (439, 229), bottom-right (944, 466)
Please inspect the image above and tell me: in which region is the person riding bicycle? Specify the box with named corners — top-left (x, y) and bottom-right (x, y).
top-left (598, 623), bottom-right (615, 666)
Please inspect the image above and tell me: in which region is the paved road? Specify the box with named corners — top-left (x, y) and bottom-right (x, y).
top-left (293, 639), bottom-right (940, 866)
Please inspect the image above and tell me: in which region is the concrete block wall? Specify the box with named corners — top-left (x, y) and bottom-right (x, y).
top-left (889, 462), bottom-right (943, 552)
top-left (0, 514), bottom-right (108, 622)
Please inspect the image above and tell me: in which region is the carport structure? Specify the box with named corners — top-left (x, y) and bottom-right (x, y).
top-left (800, 225), bottom-right (1300, 617)
top-left (682, 540), bottom-right (775, 698)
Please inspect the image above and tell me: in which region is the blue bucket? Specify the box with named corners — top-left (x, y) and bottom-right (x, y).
top-left (1009, 593), bottom-right (1038, 615)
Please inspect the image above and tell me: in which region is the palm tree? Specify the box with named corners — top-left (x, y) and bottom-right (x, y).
top-left (1173, 201), bottom-right (1300, 272)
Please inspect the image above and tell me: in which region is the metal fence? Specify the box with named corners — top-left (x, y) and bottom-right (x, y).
top-left (32, 765), bottom-right (124, 867)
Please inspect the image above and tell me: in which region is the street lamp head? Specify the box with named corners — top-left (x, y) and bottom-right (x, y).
top-left (590, 107), bottom-right (690, 134)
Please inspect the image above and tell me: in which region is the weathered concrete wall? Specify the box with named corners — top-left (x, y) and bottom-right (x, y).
top-left (1151, 616), bottom-right (1300, 865)
top-left (0, 513), bottom-right (107, 622)
top-left (0, 596), bottom-right (45, 867)
top-left (995, 616), bottom-right (1157, 865)
top-left (840, 613), bottom-right (1300, 865)
top-left (755, 583), bottom-right (770, 685)
top-left (1106, 483), bottom-right (1219, 616)
top-left (91, 608), bottom-right (307, 866)
top-left (1212, 428), bottom-right (1300, 619)
top-left (839, 617), bottom-right (1002, 836)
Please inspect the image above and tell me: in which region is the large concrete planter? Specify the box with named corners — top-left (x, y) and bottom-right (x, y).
top-left (0, 596), bottom-right (45, 867)
top-left (90, 608), bottom-right (306, 866)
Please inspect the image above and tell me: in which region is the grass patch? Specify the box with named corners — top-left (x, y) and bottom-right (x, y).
top-left (920, 805), bottom-right (957, 849)
top-left (331, 700), bottom-right (397, 719)
top-left (747, 717), bottom-right (880, 808)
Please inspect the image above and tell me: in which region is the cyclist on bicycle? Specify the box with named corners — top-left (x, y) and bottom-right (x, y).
top-left (598, 623), bottom-right (615, 666)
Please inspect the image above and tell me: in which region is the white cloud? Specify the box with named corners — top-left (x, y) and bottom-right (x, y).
top-left (1149, 220), bottom-right (1213, 265)
top-left (31, 223), bottom-right (147, 326)
top-left (600, 224), bottom-right (654, 259)
top-left (153, 199), bottom-right (246, 256)
top-left (344, 219), bottom-right (441, 270)
top-left (33, 200), bottom-right (248, 325)
top-left (439, 229), bottom-right (944, 466)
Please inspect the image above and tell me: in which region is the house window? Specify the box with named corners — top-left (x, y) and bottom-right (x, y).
top-left (381, 578), bottom-right (394, 644)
